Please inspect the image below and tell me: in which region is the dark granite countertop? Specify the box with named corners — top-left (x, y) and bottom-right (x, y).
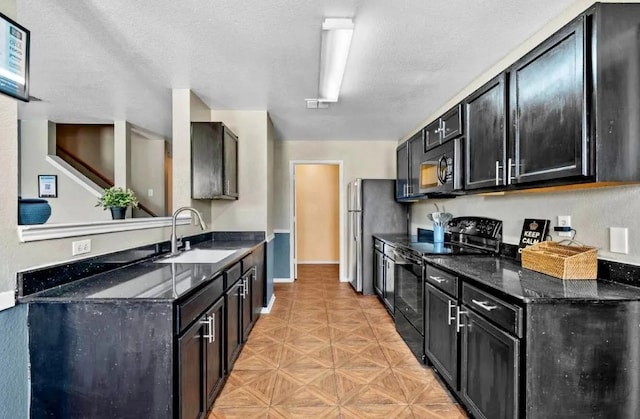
top-left (20, 239), bottom-right (263, 302)
top-left (374, 233), bottom-right (640, 303)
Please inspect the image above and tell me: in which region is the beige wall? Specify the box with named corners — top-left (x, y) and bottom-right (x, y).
top-left (56, 124), bottom-right (115, 179)
top-left (274, 140), bottom-right (398, 279)
top-left (210, 110), bottom-right (269, 232)
top-left (130, 132), bottom-right (166, 216)
top-left (295, 164), bottom-right (340, 263)
top-left (274, 140), bottom-right (397, 229)
top-left (19, 120), bottom-right (110, 224)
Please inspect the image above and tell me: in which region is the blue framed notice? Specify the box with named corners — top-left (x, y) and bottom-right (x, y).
top-left (0, 12), bottom-right (29, 102)
top-left (38, 175), bottom-right (57, 198)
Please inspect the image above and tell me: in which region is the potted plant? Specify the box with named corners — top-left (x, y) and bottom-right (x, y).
top-left (96, 187), bottom-right (139, 220)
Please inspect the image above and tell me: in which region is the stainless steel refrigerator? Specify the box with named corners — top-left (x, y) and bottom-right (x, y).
top-left (347, 179), bottom-right (408, 294)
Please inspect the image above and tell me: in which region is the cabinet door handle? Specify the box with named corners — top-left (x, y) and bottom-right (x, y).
top-left (472, 299), bottom-right (498, 311)
top-left (429, 275), bottom-right (446, 283)
top-left (495, 161), bottom-right (501, 185)
top-left (507, 158), bottom-right (514, 184)
top-left (447, 300), bottom-right (456, 326)
top-left (456, 306), bottom-right (467, 333)
top-left (200, 316), bottom-right (214, 343)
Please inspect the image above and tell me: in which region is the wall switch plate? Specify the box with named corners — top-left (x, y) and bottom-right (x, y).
top-left (72, 239), bottom-right (91, 256)
top-left (147, 188), bottom-right (154, 197)
top-left (610, 227), bottom-right (629, 254)
top-left (557, 215), bottom-right (572, 237)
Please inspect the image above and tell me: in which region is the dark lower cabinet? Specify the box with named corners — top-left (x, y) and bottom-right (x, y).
top-left (179, 297), bottom-right (225, 419)
top-left (179, 314), bottom-right (207, 419)
top-left (424, 284), bottom-right (458, 389)
top-left (374, 249), bottom-right (384, 299)
top-left (241, 269), bottom-right (253, 341)
top-left (460, 308), bottom-right (519, 419)
top-left (28, 244), bottom-right (268, 419)
top-left (225, 278), bottom-right (243, 371)
top-left (205, 298), bottom-right (225, 407)
top-left (373, 242), bottom-right (395, 316)
top-left (252, 243), bottom-right (266, 319)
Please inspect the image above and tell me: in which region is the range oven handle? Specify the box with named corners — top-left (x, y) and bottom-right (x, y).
top-left (393, 249), bottom-right (423, 266)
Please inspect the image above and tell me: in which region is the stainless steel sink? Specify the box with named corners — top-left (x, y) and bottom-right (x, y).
top-left (155, 248), bottom-right (240, 264)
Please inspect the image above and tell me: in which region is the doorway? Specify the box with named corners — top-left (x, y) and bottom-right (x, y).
top-left (289, 161), bottom-right (344, 281)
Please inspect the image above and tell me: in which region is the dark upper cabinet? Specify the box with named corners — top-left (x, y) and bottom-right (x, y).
top-left (441, 105), bottom-right (463, 143)
top-left (223, 128), bottom-right (239, 197)
top-left (424, 104), bottom-right (464, 152)
top-left (464, 74), bottom-right (508, 191)
top-left (408, 131), bottom-right (426, 198)
top-left (191, 122), bottom-right (239, 200)
top-left (396, 142), bottom-right (409, 200)
top-left (397, 130), bottom-right (426, 200)
top-left (509, 18), bottom-right (587, 185)
top-left (424, 120), bottom-right (442, 150)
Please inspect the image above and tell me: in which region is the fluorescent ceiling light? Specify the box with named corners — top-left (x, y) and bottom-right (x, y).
top-left (318, 18), bottom-right (354, 102)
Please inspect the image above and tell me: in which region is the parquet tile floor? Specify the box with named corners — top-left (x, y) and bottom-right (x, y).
top-left (210, 264), bottom-right (468, 419)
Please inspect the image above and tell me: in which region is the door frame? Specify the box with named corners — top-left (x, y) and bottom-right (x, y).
top-left (289, 160), bottom-right (344, 282)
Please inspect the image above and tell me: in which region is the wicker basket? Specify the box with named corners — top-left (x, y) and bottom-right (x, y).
top-left (521, 241), bottom-right (598, 280)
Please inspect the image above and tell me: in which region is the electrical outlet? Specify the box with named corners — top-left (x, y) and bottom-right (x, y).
top-left (557, 216), bottom-right (572, 237)
top-left (72, 239), bottom-right (91, 256)
top-left (147, 188), bottom-right (154, 197)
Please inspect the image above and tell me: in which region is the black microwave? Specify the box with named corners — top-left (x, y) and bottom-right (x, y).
top-left (419, 137), bottom-right (463, 195)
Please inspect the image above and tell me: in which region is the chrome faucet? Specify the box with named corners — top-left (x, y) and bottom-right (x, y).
top-left (171, 207), bottom-right (207, 254)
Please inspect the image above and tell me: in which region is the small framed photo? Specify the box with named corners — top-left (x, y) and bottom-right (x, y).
top-left (38, 175), bottom-right (57, 198)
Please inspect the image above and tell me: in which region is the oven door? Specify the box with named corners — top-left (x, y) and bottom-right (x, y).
top-left (393, 249), bottom-right (424, 333)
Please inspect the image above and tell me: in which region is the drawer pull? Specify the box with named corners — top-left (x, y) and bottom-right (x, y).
top-left (447, 300), bottom-right (456, 326)
top-left (472, 299), bottom-right (498, 311)
top-left (429, 275), bottom-right (446, 283)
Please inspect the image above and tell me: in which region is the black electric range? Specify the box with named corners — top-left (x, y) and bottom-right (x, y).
top-left (392, 217), bottom-right (503, 362)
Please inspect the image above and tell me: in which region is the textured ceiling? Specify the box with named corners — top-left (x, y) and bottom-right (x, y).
top-left (17, 0), bottom-right (579, 141)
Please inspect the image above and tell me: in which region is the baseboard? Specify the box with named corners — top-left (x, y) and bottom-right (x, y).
top-left (260, 294), bottom-right (276, 314)
top-left (340, 276), bottom-right (350, 283)
top-left (297, 261), bottom-right (339, 265)
top-left (274, 277), bottom-right (294, 283)
top-left (0, 290), bottom-right (15, 312)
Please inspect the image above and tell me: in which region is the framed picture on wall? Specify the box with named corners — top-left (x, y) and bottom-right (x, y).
top-left (38, 175), bottom-right (57, 198)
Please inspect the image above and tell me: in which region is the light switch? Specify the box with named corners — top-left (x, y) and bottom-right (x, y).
top-left (610, 227), bottom-right (629, 254)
